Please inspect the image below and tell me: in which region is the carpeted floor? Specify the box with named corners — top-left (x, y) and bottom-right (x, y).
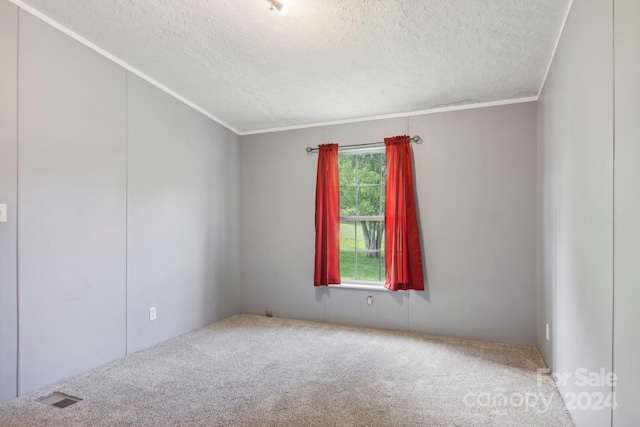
top-left (0, 315), bottom-right (573, 426)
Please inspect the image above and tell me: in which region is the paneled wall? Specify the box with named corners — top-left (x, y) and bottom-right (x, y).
top-left (613, 1), bottom-right (640, 425)
top-left (126, 75), bottom-right (240, 354)
top-left (537, 0), bottom-right (615, 423)
top-left (4, 2), bottom-right (640, 425)
top-left (18, 10), bottom-right (128, 394)
top-left (537, 0), bottom-right (640, 425)
top-left (240, 103), bottom-right (538, 347)
top-left (0, 0), bottom-right (19, 403)
top-left (538, 0), bottom-right (615, 413)
top-left (0, 2), bottom-right (239, 400)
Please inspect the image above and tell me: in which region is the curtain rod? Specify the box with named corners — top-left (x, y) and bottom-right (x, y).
top-left (305, 135), bottom-right (422, 154)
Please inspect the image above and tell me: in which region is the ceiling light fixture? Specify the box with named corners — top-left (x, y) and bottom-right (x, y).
top-left (266, 0), bottom-right (288, 16)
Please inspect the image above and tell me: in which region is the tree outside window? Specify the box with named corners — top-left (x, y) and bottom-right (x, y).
top-left (338, 151), bottom-right (386, 283)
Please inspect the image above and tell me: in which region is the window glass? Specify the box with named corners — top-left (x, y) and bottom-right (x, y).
top-left (339, 151), bottom-right (386, 283)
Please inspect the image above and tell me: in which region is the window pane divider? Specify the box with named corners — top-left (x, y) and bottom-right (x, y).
top-left (340, 215), bottom-right (384, 221)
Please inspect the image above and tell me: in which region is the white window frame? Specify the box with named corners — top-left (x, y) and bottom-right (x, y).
top-left (339, 147), bottom-right (386, 286)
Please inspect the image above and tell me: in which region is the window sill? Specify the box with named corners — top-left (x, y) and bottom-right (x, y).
top-left (329, 283), bottom-right (389, 292)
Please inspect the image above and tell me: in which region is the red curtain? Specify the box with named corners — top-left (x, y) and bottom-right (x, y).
top-left (384, 136), bottom-right (424, 291)
top-left (314, 144), bottom-right (341, 286)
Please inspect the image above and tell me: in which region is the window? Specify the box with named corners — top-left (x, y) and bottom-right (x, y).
top-left (314, 136), bottom-right (423, 290)
top-left (338, 149), bottom-right (386, 284)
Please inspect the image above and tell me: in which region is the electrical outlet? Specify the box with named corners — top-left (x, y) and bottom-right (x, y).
top-left (150, 306), bottom-right (157, 321)
top-left (0, 204), bottom-right (6, 223)
top-left (367, 296), bottom-right (373, 306)
top-left (546, 323), bottom-right (549, 341)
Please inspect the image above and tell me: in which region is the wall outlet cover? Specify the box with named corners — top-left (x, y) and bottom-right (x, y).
top-left (546, 323), bottom-right (549, 341)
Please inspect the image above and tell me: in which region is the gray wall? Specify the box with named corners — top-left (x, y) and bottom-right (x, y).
top-left (0, 3), bottom-right (240, 400)
top-left (6, 1), bottom-right (638, 423)
top-left (0, 0), bottom-right (18, 403)
top-left (537, 0), bottom-right (615, 425)
top-left (538, 1), bottom-right (640, 425)
top-left (536, 74), bottom-right (556, 369)
top-left (613, 1), bottom-right (640, 425)
top-left (127, 74), bottom-right (240, 354)
top-left (408, 105), bottom-right (537, 344)
top-left (18, 10), bottom-right (128, 394)
top-left (240, 102), bottom-right (538, 346)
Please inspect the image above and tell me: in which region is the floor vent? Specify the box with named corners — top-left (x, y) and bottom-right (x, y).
top-left (37, 392), bottom-right (82, 409)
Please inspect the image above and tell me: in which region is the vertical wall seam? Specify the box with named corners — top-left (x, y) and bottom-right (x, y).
top-left (552, 100), bottom-right (557, 373)
top-left (124, 71), bottom-right (128, 357)
top-left (610, 1), bottom-right (616, 426)
top-left (236, 131), bottom-right (241, 314)
top-left (207, 97), bottom-right (212, 319)
top-left (15, 5), bottom-right (21, 398)
top-left (237, 132), bottom-right (241, 314)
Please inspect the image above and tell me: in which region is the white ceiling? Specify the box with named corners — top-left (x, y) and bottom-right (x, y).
top-left (16, 0), bottom-right (571, 134)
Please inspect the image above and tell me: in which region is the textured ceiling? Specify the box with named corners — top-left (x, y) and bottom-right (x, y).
top-left (17, 0), bottom-right (570, 133)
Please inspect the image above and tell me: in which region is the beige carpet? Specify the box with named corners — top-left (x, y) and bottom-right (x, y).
top-left (0, 315), bottom-right (573, 426)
